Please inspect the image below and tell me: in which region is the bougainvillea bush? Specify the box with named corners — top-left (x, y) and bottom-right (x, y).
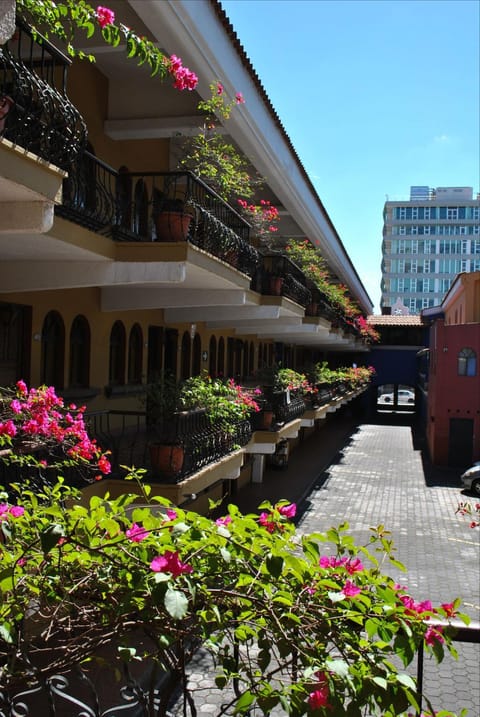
top-left (0, 458), bottom-right (469, 716)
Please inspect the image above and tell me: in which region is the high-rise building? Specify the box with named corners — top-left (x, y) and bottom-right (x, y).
top-left (381, 186), bottom-right (480, 314)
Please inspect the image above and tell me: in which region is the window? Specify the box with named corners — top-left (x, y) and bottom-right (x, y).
top-left (397, 278), bottom-right (405, 292)
top-left (473, 226), bottom-right (480, 235)
top-left (458, 348), bottom-right (477, 377)
top-left (472, 207), bottom-right (480, 220)
top-left (447, 207), bottom-right (458, 220)
top-left (473, 260), bottom-right (480, 271)
top-left (411, 207), bottom-right (418, 220)
top-left (41, 311), bottom-right (65, 389)
top-left (411, 259), bottom-right (417, 273)
top-left (440, 278), bottom-right (451, 293)
top-left (398, 207), bottom-right (406, 220)
top-left (410, 225), bottom-right (418, 235)
top-left (411, 239), bottom-right (418, 253)
top-left (109, 321), bottom-right (126, 386)
top-left (459, 227), bottom-right (468, 236)
top-left (409, 298), bottom-right (416, 312)
top-left (69, 315), bottom-right (90, 388)
top-left (398, 227), bottom-right (406, 237)
top-left (424, 207), bottom-right (431, 220)
top-left (473, 240), bottom-right (480, 254)
top-left (423, 225), bottom-right (430, 235)
top-left (460, 260), bottom-right (468, 272)
top-left (128, 323), bottom-right (143, 384)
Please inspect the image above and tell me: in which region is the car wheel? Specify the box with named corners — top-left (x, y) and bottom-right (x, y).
top-left (408, 398), bottom-right (414, 404)
top-left (384, 396), bottom-right (391, 403)
top-left (472, 478), bottom-right (480, 497)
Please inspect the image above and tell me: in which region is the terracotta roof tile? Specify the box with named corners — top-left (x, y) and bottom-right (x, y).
top-left (367, 315), bottom-right (424, 326)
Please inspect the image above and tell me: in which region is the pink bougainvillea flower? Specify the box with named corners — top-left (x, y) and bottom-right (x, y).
top-left (342, 580), bottom-right (361, 598)
top-left (0, 503), bottom-right (9, 518)
top-left (278, 503), bottom-right (296, 519)
top-left (216, 515), bottom-right (232, 527)
top-left (424, 625), bottom-right (444, 646)
top-left (96, 5), bottom-right (115, 28)
top-left (165, 508), bottom-right (178, 521)
top-left (125, 523), bottom-right (149, 542)
top-left (16, 379), bottom-right (27, 394)
top-left (97, 454), bottom-right (111, 475)
top-left (9, 505), bottom-right (25, 518)
top-left (150, 550), bottom-right (193, 577)
top-left (258, 511), bottom-right (278, 533)
top-left (0, 419), bottom-right (17, 437)
top-left (216, 82), bottom-right (224, 95)
top-left (235, 92), bottom-right (245, 104)
top-left (307, 685), bottom-right (330, 709)
top-left (441, 602), bottom-right (457, 618)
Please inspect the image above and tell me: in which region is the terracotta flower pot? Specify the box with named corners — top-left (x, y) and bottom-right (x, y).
top-left (149, 442), bottom-right (184, 478)
top-left (155, 211), bottom-right (192, 242)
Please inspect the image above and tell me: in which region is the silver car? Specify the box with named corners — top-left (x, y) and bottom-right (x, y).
top-left (461, 462), bottom-right (480, 496)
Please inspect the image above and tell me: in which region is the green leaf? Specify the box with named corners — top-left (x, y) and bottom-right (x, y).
top-left (266, 553), bottom-right (283, 578)
top-left (40, 523), bottom-right (65, 554)
top-left (325, 658), bottom-right (349, 678)
top-left (235, 690), bottom-right (255, 713)
top-left (0, 623), bottom-right (13, 644)
top-left (372, 676), bottom-right (388, 690)
top-left (397, 673), bottom-right (416, 691)
top-left (220, 547), bottom-right (231, 563)
top-left (164, 588), bottom-right (188, 619)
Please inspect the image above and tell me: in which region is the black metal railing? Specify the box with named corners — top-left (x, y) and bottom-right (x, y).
top-left (149, 409), bottom-right (252, 483)
top-left (56, 162), bottom-right (261, 278)
top-left (416, 620), bottom-right (480, 716)
top-left (253, 253), bottom-right (312, 307)
top-left (88, 408), bottom-right (252, 483)
top-left (0, 19), bottom-right (87, 167)
top-left (260, 389), bottom-right (306, 427)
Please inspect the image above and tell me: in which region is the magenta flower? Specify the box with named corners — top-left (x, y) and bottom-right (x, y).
top-left (425, 625), bottom-right (444, 646)
top-left (342, 580), bottom-right (361, 598)
top-left (16, 380), bottom-right (27, 394)
top-left (0, 504), bottom-right (9, 517)
top-left (307, 685), bottom-right (330, 709)
top-left (0, 419), bottom-right (17, 437)
top-left (278, 503), bottom-right (296, 519)
top-left (96, 5), bottom-right (115, 28)
top-left (216, 82), bottom-right (224, 95)
top-left (165, 508), bottom-right (178, 521)
top-left (216, 515), bottom-right (232, 527)
top-left (126, 523), bottom-right (149, 542)
top-left (235, 92), bottom-right (245, 104)
top-left (150, 550), bottom-right (193, 577)
top-left (97, 454), bottom-right (111, 475)
top-left (258, 511), bottom-right (277, 533)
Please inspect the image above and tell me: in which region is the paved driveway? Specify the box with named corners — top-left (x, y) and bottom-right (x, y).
top-left (298, 423), bottom-right (480, 716)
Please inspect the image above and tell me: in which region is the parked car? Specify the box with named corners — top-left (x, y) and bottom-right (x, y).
top-left (378, 389), bottom-right (415, 404)
top-left (460, 462), bottom-right (480, 496)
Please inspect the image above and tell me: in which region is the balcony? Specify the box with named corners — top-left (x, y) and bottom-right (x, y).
top-left (253, 253), bottom-right (312, 307)
top-left (55, 156), bottom-right (261, 277)
top-left (0, 20), bottom-right (86, 168)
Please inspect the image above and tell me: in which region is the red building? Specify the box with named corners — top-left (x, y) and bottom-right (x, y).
top-left (423, 272), bottom-right (480, 466)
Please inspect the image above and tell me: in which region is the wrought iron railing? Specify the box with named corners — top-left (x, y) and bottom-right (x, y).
top-left (0, 19), bottom-right (87, 167)
top-left (149, 409), bottom-right (252, 483)
top-left (261, 389), bottom-right (306, 427)
top-left (56, 161), bottom-right (261, 277)
top-left (253, 253), bottom-right (312, 307)
top-left (86, 408), bottom-right (252, 483)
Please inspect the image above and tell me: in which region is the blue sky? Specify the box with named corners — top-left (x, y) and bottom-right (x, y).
top-left (221, 0), bottom-right (480, 311)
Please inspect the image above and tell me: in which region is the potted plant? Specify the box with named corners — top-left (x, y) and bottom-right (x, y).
top-left (152, 192), bottom-right (194, 243)
top-left (145, 373), bottom-right (186, 478)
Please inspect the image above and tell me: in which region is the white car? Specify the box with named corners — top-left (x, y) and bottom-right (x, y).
top-left (461, 462), bottom-right (480, 496)
top-left (378, 390), bottom-right (415, 405)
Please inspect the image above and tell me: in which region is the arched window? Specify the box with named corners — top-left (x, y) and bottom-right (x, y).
top-left (128, 323), bottom-right (143, 384)
top-left (458, 348), bottom-right (477, 377)
top-left (181, 331), bottom-right (191, 380)
top-left (69, 315), bottom-right (90, 388)
top-left (41, 311), bottom-right (65, 388)
top-left (209, 335), bottom-right (217, 377)
top-left (109, 321), bottom-right (126, 386)
top-left (192, 334), bottom-right (201, 376)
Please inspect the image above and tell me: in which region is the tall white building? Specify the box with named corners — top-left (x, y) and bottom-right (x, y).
top-left (381, 186), bottom-right (480, 314)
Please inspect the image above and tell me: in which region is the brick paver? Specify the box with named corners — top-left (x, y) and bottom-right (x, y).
top-left (168, 414), bottom-right (480, 716)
